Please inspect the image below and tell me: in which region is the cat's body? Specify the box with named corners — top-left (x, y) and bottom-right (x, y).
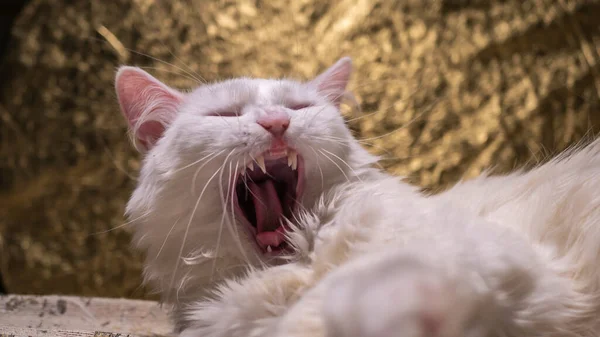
top-left (115, 58), bottom-right (600, 337)
top-left (178, 142), bottom-right (600, 337)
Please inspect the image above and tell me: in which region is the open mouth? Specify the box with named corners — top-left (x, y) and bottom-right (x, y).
top-left (232, 148), bottom-right (305, 255)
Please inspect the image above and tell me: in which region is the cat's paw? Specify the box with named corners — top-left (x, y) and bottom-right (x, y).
top-left (175, 264), bottom-right (314, 337)
top-left (322, 254), bottom-right (489, 337)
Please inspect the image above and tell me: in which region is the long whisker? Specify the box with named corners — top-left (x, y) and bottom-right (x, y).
top-left (166, 163), bottom-right (224, 303)
top-left (155, 39), bottom-right (208, 84)
top-left (155, 217), bottom-right (181, 261)
top-left (308, 135), bottom-right (350, 144)
top-left (358, 98), bottom-right (439, 142)
top-left (307, 145), bottom-right (325, 191)
top-left (320, 149), bottom-right (363, 182)
top-left (138, 66), bottom-right (203, 85)
top-left (241, 171), bottom-right (267, 208)
top-left (308, 135), bottom-right (399, 160)
top-left (344, 109), bottom-right (381, 123)
top-left (319, 150), bottom-right (351, 183)
top-left (310, 135), bottom-right (374, 149)
top-left (97, 133), bottom-right (138, 181)
top-left (91, 34), bottom-right (206, 85)
top-left (211, 151), bottom-right (236, 281)
top-left (89, 210), bottom-right (152, 235)
top-left (191, 151), bottom-right (228, 196)
top-left (173, 149), bottom-right (225, 174)
top-left (227, 160), bottom-right (257, 266)
top-left (342, 85), bottom-right (424, 123)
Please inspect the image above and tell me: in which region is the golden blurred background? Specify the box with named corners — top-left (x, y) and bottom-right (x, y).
top-left (1, 0), bottom-right (600, 299)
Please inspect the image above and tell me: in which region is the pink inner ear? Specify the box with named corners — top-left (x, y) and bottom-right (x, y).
top-left (312, 57), bottom-right (353, 106)
top-left (116, 67), bottom-right (183, 151)
top-left (135, 120), bottom-right (167, 150)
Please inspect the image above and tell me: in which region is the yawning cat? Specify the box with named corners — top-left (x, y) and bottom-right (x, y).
top-left (116, 57), bottom-right (600, 337)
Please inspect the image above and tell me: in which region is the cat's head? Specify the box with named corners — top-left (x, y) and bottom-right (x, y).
top-left (115, 57), bottom-right (378, 298)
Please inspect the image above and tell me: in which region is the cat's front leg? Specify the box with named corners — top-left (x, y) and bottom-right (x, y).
top-left (277, 222), bottom-right (587, 337)
top-left (272, 247), bottom-right (497, 337)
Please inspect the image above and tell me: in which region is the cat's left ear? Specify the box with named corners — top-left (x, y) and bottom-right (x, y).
top-left (115, 66), bottom-right (184, 152)
top-left (309, 57), bottom-right (353, 107)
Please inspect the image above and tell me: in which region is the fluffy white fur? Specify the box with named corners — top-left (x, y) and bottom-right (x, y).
top-left (116, 58), bottom-right (600, 337)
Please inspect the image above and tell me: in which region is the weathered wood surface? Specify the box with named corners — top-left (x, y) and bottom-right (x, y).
top-left (0, 295), bottom-right (172, 337)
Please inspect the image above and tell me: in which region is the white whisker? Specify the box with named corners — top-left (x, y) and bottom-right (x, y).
top-left (307, 145), bottom-right (325, 191)
top-left (90, 210), bottom-right (152, 235)
top-left (92, 33), bottom-right (207, 85)
top-left (138, 66), bottom-right (203, 86)
top-left (155, 39), bottom-right (208, 84)
top-left (241, 171), bottom-right (267, 208)
top-left (320, 149), bottom-right (351, 183)
top-left (358, 98), bottom-right (439, 142)
top-left (227, 160), bottom-right (257, 266)
top-left (211, 150), bottom-right (237, 280)
top-left (191, 151), bottom-right (227, 196)
top-left (321, 148), bottom-right (363, 182)
top-left (155, 217), bottom-right (181, 261)
top-left (173, 149), bottom-right (225, 174)
top-left (166, 163), bottom-right (224, 303)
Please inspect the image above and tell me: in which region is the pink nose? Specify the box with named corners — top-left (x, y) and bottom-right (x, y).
top-left (257, 110), bottom-right (290, 138)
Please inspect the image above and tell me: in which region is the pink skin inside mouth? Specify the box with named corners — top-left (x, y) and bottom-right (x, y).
top-left (231, 150), bottom-right (305, 255)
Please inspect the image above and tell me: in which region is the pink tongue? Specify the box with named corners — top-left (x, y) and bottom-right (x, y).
top-left (248, 180), bottom-right (284, 233)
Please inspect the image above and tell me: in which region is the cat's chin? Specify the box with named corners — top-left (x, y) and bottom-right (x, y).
top-left (231, 148), bottom-right (305, 256)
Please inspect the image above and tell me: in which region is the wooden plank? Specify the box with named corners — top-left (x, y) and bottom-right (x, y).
top-left (0, 326), bottom-right (138, 336)
top-left (0, 295), bottom-right (172, 337)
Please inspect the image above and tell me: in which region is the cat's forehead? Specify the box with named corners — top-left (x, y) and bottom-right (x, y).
top-left (190, 78), bottom-right (307, 103)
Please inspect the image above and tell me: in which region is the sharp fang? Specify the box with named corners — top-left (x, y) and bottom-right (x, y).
top-left (247, 162), bottom-right (254, 171)
top-left (267, 245), bottom-right (272, 253)
top-left (292, 153), bottom-right (298, 170)
top-left (288, 151), bottom-right (298, 170)
top-left (256, 156), bottom-right (266, 173)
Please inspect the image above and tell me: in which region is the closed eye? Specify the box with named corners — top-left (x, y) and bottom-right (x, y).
top-left (288, 103), bottom-right (313, 111)
top-left (207, 111), bottom-right (238, 117)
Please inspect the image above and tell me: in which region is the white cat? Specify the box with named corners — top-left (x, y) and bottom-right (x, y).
top-left (116, 57), bottom-right (600, 337)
